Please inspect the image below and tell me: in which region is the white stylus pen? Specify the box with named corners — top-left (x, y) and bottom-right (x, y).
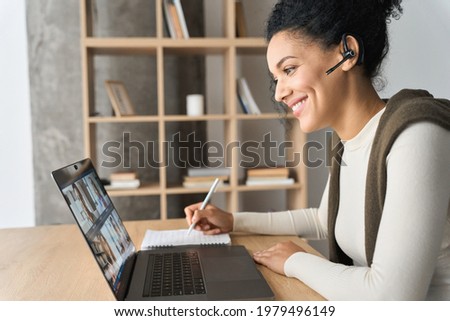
top-left (187, 178), bottom-right (220, 235)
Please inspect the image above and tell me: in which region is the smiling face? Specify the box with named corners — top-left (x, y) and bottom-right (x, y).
top-left (267, 31), bottom-right (348, 133)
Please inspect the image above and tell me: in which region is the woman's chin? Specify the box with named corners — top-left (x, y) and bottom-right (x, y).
top-left (298, 119), bottom-right (323, 134)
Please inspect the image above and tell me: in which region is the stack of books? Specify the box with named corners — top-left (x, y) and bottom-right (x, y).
top-left (245, 167), bottom-right (294, 186)
top-left (105, 171), bottom-right (141, 190)
top-left (183, 168), bottom-right (230, 188)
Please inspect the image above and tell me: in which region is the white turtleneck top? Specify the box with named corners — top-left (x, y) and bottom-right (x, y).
top-left (233, 108), bottom-right (450, 300)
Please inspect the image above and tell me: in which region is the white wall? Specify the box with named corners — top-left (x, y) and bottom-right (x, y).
top-left (380, 0), bottom-right (450, 100)
top-left (0, 0), bottom-right (35, 228)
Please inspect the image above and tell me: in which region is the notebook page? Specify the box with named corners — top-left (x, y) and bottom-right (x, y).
top-left (141, 229), bottom-right (231, 249)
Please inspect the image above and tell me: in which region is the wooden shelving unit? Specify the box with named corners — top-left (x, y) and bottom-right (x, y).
top-left (80, 0), bottom-right (307, 220)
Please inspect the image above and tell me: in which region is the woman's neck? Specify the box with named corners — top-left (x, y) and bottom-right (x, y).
top-left (333, 80), bottom-right (385, 141)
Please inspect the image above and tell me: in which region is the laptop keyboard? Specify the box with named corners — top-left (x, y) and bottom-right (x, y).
top-left (143, 251), bottom-right (206, 297)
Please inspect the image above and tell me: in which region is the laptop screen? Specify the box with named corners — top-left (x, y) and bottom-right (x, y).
top-left (53, 159), bottom-right (135, 298)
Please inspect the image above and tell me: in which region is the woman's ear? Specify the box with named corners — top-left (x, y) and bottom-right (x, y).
top-left (341, 35), bottom-right (362, 72)
top-left (326, 34), bottom-right (364, 75)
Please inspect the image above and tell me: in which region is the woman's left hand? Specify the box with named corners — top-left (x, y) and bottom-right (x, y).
top-left (253, 241), bottom-right (306, 275)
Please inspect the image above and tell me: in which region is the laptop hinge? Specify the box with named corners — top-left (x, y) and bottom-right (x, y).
top-left (116, 252), bottom-right (137, 301)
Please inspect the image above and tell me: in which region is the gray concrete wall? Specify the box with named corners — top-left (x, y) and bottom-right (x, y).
top-left (27, 0), bottom-right (84, 225)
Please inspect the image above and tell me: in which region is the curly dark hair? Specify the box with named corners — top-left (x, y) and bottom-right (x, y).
top-left (265, 0), bottom-right (403, 80)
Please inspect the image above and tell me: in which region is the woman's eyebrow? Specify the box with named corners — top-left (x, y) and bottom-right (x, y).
top-left (276, 55), bottom-right (296, 69)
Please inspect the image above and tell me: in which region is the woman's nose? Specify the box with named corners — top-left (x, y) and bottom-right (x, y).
top-left (274, 78), bottom-right (290, 103)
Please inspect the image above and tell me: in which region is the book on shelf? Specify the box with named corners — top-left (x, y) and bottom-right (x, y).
top-left (104, 80), bottom-right (136, 117)
top-left (245, 177), bottom-right (295, 186)
top-left (236, 87), bottom-right (249, 114)
top-left (183, 180), bottom-right (228, 189)
top-left (163, 0), bottom-right (176, 38)
top-left (237, 78), bottom-right (261, 115)
top-left (183, 174), bottom-right (229, 189)
top-left (174, 0), bottom-right (189, 39)
top-left (184, 168), bottom-right (230, 188)
top-left (110, 171), bottom-right (138, 181)
top-left (187, 167), bottom-right (231, 177)
top-left (106, 179), bottom-right (141, 190)
top-left (105, 171), bottom-right (141, 190)
top-left (168, 0), bottom-right (183, 38)
top-left (163, 0), bottom-right (189, 39)
top-left (235, 0), bottom-right (247, 37)
top-left (245, 167), bottom-right (294, 186)
top-left (183, 175), bottom-right (229, 183)
top-left (247, 167), bottom-right (289, 178)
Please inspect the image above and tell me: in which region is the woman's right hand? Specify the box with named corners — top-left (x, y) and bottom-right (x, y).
top-left (184, 202), bottom-right (233, 235)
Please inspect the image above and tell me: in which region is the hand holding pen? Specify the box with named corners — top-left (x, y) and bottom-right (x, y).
top-left (187, 178), bottom-right (220, 235)
top-left (184, 179), bottom-right (234, 235)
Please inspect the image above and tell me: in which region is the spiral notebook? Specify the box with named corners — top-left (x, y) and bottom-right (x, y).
top-left (141, 229), bottom-right (231, 249)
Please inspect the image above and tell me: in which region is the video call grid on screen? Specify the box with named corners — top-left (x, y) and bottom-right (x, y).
top-left (61, 169), bottom-right (134, 294)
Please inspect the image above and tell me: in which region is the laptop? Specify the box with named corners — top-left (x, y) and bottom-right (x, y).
top-left (52, 158), bottom-right (274, 301)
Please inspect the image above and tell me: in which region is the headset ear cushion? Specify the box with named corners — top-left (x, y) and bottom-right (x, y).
top-left (344, 50), bottom-right (356, 59)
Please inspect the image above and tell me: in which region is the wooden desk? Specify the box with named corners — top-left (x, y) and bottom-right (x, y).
top-left (0, 219), bottom-right (324, 301)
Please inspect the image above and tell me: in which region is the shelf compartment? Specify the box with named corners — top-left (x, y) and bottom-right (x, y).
top-left (236, 52), bottom-right (274, 114)
top-left (163, 52), bottom-right (209, 116)
top-left (84, 0), bottom-right (157, 39)
top-left (91, 53), bottom-right (158, 117)
top-left (92, 122), bottom-right (161, 191)
top-left (237, 0), bottom-right (275, 38)
top-left (164, 121), bottom-right (210, 185)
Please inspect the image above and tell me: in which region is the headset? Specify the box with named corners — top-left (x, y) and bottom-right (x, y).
top-left (326, 33), bottom-right (365, 75)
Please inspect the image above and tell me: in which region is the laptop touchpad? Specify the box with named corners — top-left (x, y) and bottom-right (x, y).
top-left (202, 257), bottom-right (260, 282)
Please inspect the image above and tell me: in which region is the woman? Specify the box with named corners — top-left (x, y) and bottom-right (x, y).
top-left (185, 0), bottom-right (450, 300)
